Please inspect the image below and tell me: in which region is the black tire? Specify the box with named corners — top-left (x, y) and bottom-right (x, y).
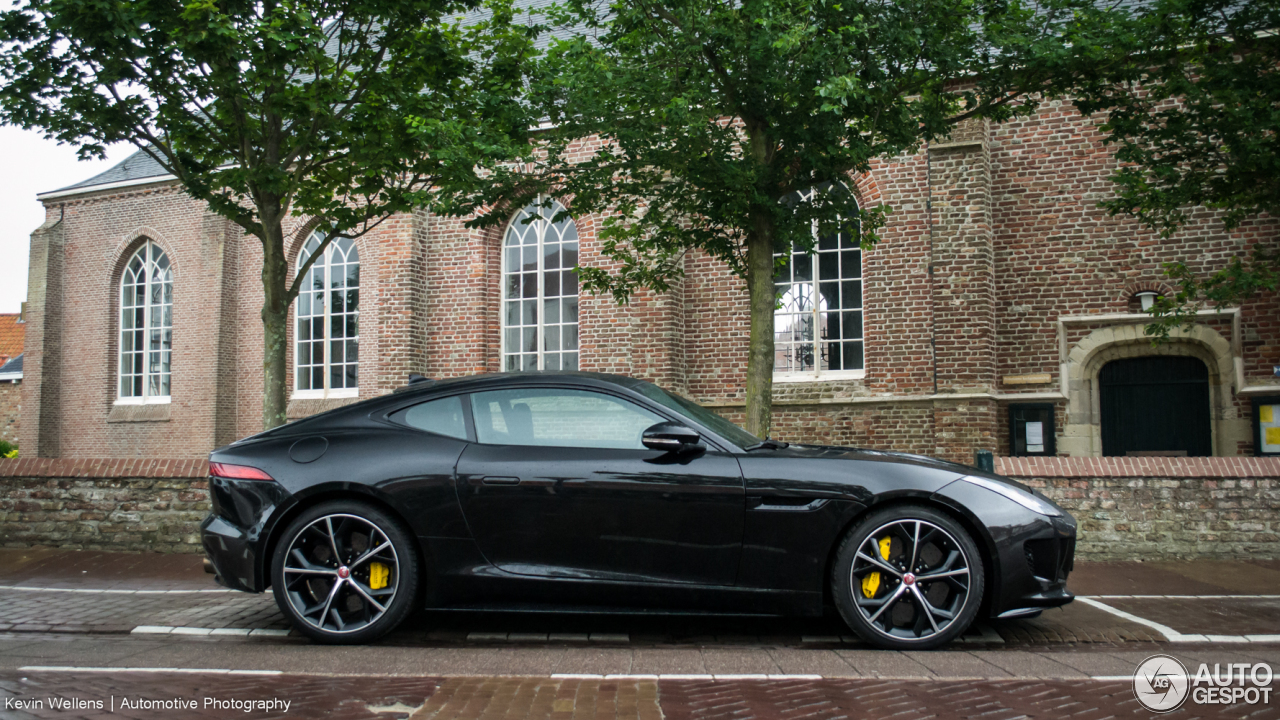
top-left (832, 504), bottom-right (984, 650)
top-left (270, 500), bottom-right (419, 644)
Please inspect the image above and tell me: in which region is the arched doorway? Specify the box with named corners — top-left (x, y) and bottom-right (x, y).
top-left (1099, 356), bottom-right (1212, 456)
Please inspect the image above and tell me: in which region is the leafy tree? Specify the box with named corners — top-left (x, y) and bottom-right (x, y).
top-left (1071, 0), bottom-right (1280, 338)
top-left (0, 0), bottom-right (539, 428)
top-left (470, 0), bottom-right (1120, 437)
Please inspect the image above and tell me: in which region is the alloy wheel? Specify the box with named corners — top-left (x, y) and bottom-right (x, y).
top-left (848, 518), bottom-right (972, 642)
top-left (281, 513), bottom-right (400, 634)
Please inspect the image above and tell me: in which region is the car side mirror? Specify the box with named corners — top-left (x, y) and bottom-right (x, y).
top-left (642, 422), bottom-right (701, 453)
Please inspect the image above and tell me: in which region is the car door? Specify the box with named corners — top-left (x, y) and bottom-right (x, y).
top-left (455, 385), bottom-right (745, 586)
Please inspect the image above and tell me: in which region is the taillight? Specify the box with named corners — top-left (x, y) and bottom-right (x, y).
top-left (209, 462), bottom-right (275, 481)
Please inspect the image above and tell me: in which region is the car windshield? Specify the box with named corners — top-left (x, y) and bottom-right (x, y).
top-left (630, 382), bottom-right (761, 449)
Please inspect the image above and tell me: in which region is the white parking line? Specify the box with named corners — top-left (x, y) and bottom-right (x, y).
top-left (130, 626), bottom-right (290, 637)
top-left (19, 666), bottom-right (283, 675)
top-left (1076, 596), bottom-right (1280, 643)
top-left (1077, 596), bottom-right (1207, 641)
top-left (0, 585), bottom-right (233, 594)
top-left (554, 674), bottom-right (824, 681)
top-left (1085, 595), bottom-right (1280, 600)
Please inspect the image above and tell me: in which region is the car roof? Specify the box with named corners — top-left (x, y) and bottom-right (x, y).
top-left (396, 371), bottom-right (648, 397)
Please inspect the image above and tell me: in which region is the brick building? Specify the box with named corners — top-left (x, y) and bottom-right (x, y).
top-left (17, 109), bottom-right (1280, 462)
top-left (0, 308), bottom-right (25, 447)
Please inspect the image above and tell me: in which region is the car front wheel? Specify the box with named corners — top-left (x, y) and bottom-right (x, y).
top-left (832, 504), bottom-right (984, 650)
top-left (270, 500), bottom-right (419, 644)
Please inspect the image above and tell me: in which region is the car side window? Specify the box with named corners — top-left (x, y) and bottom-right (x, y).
top-left (399, 395), bottom-right (468, 440)
top-left (470, 388), bottom-right (662, 449)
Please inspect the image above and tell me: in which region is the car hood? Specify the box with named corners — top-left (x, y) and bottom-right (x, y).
top-left (762, 443), bottom-right (1040, 491)
top-left (769, 443), bottom-right (974, 473)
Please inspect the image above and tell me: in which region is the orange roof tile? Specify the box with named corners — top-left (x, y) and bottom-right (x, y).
top-left (0, 314), bottom-right (25, 363)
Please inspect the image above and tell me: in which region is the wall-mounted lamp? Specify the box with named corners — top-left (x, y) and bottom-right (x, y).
top-left (1135, 291), bottom-right (1160, 312)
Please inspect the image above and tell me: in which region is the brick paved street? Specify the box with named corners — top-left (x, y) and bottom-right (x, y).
top-left (0, 550), bottom-right (1277, 718)
top-left (3, 671), bottom-right (1277, 719)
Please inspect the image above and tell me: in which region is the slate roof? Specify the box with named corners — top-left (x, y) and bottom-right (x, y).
top-left (0, 354), bottom-right (21, 378)
top-left (51, 150), bottom-right (170, 193)
top-left (0, 314), bottom-right (24, 364)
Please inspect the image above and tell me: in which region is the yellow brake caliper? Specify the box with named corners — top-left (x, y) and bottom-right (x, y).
top-left (369, 562), bottom-right (390, 590)
top-left (861, 537), bottom-right (893, 598)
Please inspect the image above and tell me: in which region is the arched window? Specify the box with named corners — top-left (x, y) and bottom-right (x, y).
top-left (502, 199), bottom-right (579, 371)
top-left (118, 240), bottom-right (172, 403)
top-left (295, 232), bottom-right (359, 397)
top-left (773, 188), bottom-right (864, 380)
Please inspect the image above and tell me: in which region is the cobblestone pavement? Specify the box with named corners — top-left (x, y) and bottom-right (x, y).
top-left (2, 672), bottom-right (1277, 720)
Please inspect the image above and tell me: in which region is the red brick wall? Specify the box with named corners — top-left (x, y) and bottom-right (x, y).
top-left (21, 101), bottom-right (1280, 463)
top-left (0, 382), bottom-right (18, 446)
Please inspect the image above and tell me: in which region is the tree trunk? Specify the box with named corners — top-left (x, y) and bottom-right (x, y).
top-left (743, 209), bottom-right (777, 439)
top-left (260, 219), bottom-right (290, 430)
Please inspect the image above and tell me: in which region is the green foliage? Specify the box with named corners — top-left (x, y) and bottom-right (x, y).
top-left (465, 0), bottom-right (1121, 292)
top-left (0, 439), bottom-right (16, 458)
top-left (455, 0), bottom-right (1125, 433)
top-left (0, 0), bottom-right (541, 426)
top-left (1072, 0), bottom-right (1280, 336)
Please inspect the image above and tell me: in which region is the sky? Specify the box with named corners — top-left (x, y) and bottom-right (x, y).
top-left (0, 127), bottom-right (136, 314)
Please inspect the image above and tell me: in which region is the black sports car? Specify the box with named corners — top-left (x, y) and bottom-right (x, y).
top-left (201, 372), bottom-right (1075, 649)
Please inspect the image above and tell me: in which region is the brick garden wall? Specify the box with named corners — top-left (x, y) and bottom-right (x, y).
top-left (0, 456), bottom-right (1275, 558)
top-left (997, 456), bottom-right (1280, 560)
top-left (0, 458), bottom-right (209, 553)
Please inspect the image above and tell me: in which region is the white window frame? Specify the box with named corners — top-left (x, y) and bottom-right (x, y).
top-left (292, 232), bottom-right (360, 400)
top-left (773, 190), bottom-right (866, 383)
top-left (115, 240), bottom-right (172, 405)
top-left (501, 198), bottom-right (580, 372)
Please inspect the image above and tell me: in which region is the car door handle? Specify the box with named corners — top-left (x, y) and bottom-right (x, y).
top-left (481, 476), bottom-right (521, 486)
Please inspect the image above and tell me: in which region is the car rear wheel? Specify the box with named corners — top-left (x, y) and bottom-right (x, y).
top-left (832, 504), bottom-right (984, 650)
top-left (270, 500), bottom-right (418, 644)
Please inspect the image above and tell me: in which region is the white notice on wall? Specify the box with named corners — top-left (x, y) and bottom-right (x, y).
top-left (1025, 421), bottom-right (1044, 453)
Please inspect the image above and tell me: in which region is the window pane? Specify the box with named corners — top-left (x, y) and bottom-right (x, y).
top-left (543, 299), bottom-right (560, 324)
top-left (545, 353), bottom-right (561, 371)
top-left (842, 310), bottom-right (863, 340)
top-left (402, 395), bottom-right (468, 440)
top-left (842, 249), bottom-right (861, 279)
top-left (844, 341), bottom-right (864, 370)
top-left (544, 325), bottom-right (560, 352)
top-left (563, 352), bottom-right (578, 371)
top-left (470, 388), bottom-right (661, 449)
top-left (818, 252), bottom-right (838, 282)
top-left (543, 271), bottom-right (559, 298)
top-left (843, 280), bottom-right (862, 309)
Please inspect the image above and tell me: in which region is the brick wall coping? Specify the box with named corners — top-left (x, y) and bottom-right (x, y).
top-left (0, 458), bottom-right (209, 479)
top-left (0, 455), bottom-right (1275, 480)
top-left (995, 456), bottom-right (1280, 479)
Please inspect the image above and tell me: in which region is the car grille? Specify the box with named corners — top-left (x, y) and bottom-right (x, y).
top-left (1024, 537), bottom-right (1074, 583)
